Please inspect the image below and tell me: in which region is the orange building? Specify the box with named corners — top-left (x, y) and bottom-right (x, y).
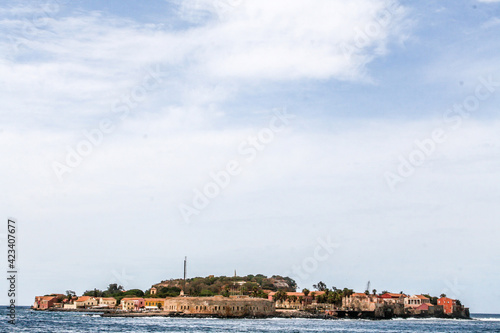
top-left (437, 297), bottom-right (457, 314)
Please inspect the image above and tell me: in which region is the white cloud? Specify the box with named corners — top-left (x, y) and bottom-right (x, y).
top-left (183, 0), bottom-right (408, 80)
top-left (0, 0), bottom-right (408, 127)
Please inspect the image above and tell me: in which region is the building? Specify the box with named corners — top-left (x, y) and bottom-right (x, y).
top-left (121, 298), bottom-right (145, 311)
top-left (437, 297), bottom-right (457, 314)
top-left (33, 296), bottom-right (58, 309)
top-left (74, 296), bottom-right (98, 308)
top-left (150, 287), bottom-right (157, 295)
top-left (342, 293), bottom-right (381, 311)
top-left (164, 296), bottom-right (275, 316)
top-left (144, 298), bottom-right (164, 310)
top-left (98, 297), bottom-right (117, 308)
top-left (379, 293), bottom-right (406, 304)
top-left (404, 295), bottom-right (430, 308)
top-left (414, 302), bottom-right (435, 315)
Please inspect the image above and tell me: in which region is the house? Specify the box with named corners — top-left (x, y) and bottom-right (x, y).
top-left (33, 296), bottom-right (58, 309)
top-left (437, 297), bottom-right (457, 314)
top-left (144, 298), bottom-right (164, 310)
top-left (98, 297), bottom-right (117, 308)
top-left (63, 296), bottom-right (78, 309)
top-left (150, 287), bottom-right (157, 295)
top-left (404, 295), bottom-right (430, 308)
top-left (414, 302), bottom-right (435, 314)
top-left (74, 296), bottom-right (98, 308)
top-left (379, 293), bottom-right (406, 304)
top-left (121, 298), bottom-right (145, 311)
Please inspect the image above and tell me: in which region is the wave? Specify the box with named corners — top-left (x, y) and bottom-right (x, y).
top-left (473, 317), bottom-right (500, 322)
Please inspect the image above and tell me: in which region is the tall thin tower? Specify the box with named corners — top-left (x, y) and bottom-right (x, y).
top-left (183, 256), bottom-right (187, 295)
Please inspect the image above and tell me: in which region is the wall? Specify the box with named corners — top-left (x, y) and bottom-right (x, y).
top-left (163, 296), bottom-right (275, 317)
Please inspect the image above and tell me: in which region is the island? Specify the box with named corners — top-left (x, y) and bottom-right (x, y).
top-left (32, 274), bottom-right (470, 319)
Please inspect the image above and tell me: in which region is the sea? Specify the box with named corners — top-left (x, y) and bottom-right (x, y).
top-left (1, 307), bottom-right (499, 332)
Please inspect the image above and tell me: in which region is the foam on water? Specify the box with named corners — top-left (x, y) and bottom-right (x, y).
top-left (1, 307), bottom-right (499, 332)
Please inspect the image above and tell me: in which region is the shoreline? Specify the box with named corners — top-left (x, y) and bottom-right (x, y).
top-left (33, 308), bottom-right (471, 320)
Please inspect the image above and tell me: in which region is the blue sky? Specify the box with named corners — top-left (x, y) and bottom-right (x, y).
top-left (1, 0), bottom-right (500, 313)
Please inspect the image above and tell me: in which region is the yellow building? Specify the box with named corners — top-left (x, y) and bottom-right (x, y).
top-left (144, 298), bottom-right (164, 310)
top-left (99, 297), bottom-right (117, 308)
top-left (74, 296), bottom-right (98, 308)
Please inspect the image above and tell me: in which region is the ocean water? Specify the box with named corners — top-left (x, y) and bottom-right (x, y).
top-left (1, 307), bottom-right (499, 332)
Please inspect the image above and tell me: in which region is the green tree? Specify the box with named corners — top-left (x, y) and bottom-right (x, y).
top-left (302, 288), bottom-right (310, 297)
top-left (273, 289), bottom-right (288, 302)
top-left (106, 284), bottom-right (124, 295)
top-left (83, 289), bottom-right (103, 297)
top-left (123, 289), bottom-right (144, 297)
top-left (313, 281), bottom-right (327, 291)
top-left (66, 290), bottom-right (75, 300)
top-left (199, 289), bottom-right (214, 297)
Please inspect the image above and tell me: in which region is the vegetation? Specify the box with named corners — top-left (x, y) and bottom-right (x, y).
top-left (423, 294), bottom-right (438, 305)
top-left (82, 283), bottom-right (146, 304)
top-left (313, 281), bottom-right (327, 291)
top-left (153, 274), bottom-right (295, 298)
top-left (312, 283), bottom-right (354, 307)
top-left (145, 286), bottom-right (181, 298)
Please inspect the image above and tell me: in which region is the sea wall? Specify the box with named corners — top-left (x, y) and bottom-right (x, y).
top-left (163, 296), bottom-right (275, 317)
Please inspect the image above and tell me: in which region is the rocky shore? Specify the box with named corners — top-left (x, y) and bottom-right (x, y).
top-left (34, 308), bottom-right (470, 320)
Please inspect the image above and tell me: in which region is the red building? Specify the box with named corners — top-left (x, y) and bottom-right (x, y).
top-left (437, 297), bottom-right (457, 314)
top-left (33, 296), bottom-right (58, 309)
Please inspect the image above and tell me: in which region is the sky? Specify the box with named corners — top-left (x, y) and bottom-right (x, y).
top-left (1, 0), bottom-right (500, 313)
